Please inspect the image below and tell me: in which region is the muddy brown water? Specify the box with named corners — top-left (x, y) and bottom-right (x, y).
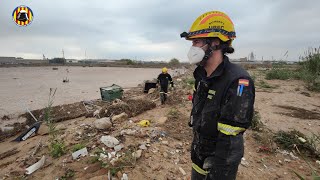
top-left (0, 66), bottom-right (185, 118)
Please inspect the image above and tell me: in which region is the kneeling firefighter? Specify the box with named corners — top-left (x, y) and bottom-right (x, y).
top-left (180, 11), bottom-right (255, 180)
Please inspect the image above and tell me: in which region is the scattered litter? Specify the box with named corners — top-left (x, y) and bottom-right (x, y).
top-left (138, 120), bottom-right (150, 127)
top-left (100, 153), bottom-right (108, 160)
top-left (1, 127), bottom-right (14, 132)
top-left (114, 144), bottom-right (124, 152)
top-left (188, 95), bottom-right (193, 101)
top-left (177, 78), bottom-right (182, 82)
top-left (100, 136), bottom-right (119, 148)
top-left (289, 152), bottom-right (299, 160)
top-left (84, 166), bottom-right (88, 170)
top-left (132, 150), bottom-right (142, 159)
top-left (298, 137), bottom-right (307, 143)
top-left (179, 167), bottom-right (186, 176)
top-left (241, 158), bottom-right (249, 167)
top-left (316, 160), bottom-right (320, 166)
top-left (258, 146), bottom-right (271, 153)
top-left (139, 144), bottom-right (147, 150)
top-left (284, 159), bottom-right (291, 163)
top-left (121, 129), bottom-right (137, 136)
top-left (14, 122), bottom-right (41, 141)
top-left (258, 168), bottom-right (263, 172)
top-left (93, 110), bottom-right (100, 118)
top-left (72, 147), bottom-right (88, 160)
top-left (26, 156), bottom-right (45, 175)
top-left (121, 173), bottom-right (128, 180)
top-left (277, 149), bottom-right (290, 156)
top-left (112, 112), bottom-right (128, 123)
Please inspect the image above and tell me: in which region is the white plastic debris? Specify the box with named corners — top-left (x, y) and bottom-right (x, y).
top-left (72, 147), bottom-right (88, 160)
top-left (241, 158), bottom-right (249, 167)
top-left (121, 173), bottom-right (128, 180)
top-left (139, 144), bottom-right (147, 150)
top-left (179, 167), bottom-right (186, 176)
top-left (26, 156), bottom-right (45, 175)
top-left (100, 153), bottom-right (108, 159)
top-left (284, 159), bottom-right (291, 163)
top-left (100, 136), bottom-right (119, 148)
top-left (298, 137), bottom-right (307, 143)
top-left (289, 152), bottom-right (299, 160)
top-left (114, 144), bottom-right (124, 152)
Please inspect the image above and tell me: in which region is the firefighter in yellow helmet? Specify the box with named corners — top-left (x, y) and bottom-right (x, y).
top-left (157, 67), bottom-right (173, 104)
top-left (181, 11), bottom-right (255, 179)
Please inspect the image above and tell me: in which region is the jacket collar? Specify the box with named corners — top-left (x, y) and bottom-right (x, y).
top-left (194, 55), bottom-right (230, 80)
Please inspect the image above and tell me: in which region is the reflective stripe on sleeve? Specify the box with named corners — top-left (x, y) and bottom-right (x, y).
top-left (217, 122), bottom-right (245, 136)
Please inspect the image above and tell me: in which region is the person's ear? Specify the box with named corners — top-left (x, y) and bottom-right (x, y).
top-left (211, 38), bottom-right (220, 46)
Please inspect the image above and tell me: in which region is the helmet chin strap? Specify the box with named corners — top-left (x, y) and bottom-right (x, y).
top-left (197, 40), bottom-right (221, 66)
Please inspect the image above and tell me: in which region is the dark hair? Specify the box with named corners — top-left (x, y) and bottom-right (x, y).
top-left (221, 40), bottom-right (234, 54)
top-left (207, 38), bottom-right (235, 54)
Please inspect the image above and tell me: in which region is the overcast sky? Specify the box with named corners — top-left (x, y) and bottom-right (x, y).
top-left (1, 0), bottom-right (319, 62)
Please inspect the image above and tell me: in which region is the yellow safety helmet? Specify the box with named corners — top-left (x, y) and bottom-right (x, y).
top-left (180, 11), bottom-right (236, 45)
top-left (162, 67), bottom-right (168, 73)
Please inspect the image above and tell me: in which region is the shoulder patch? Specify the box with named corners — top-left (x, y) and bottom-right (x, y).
top-left (238, 79), bottom-right (249, 87)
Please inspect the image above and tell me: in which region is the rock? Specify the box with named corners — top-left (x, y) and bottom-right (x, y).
top-left (179, 167), bottom-right (186, 176)
top-left (163, 152), bottom-right (169, 159)
top-left (94, 118), bottom-right (112, 130)
top-left (158, 117), bottom-right (168, 125)
top-left (37, 124), bottom-right (49, 135)
top-left (114, 144), bottom-right (124, 152)
top-left (112, 113), bottom-right (128, 123)
top-left (85, 163), bottom-right (101, 174)
top-left (132, 150), bottom-right (142, 159)
top-left (100, 136), bottom-right (119, 148)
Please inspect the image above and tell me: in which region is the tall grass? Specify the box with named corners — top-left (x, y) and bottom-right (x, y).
top-left (266, 47), bottom-right (320, 91)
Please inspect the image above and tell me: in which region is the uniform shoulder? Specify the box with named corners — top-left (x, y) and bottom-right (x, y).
top-left (225, 61), bottom-right (250, 78)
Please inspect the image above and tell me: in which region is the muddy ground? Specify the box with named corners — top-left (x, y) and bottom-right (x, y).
top-left (0, 68), bottom-right (320, 180)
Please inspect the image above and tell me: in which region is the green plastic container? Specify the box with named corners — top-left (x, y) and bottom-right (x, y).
top-left (100, 84), bottom-right (123, 102)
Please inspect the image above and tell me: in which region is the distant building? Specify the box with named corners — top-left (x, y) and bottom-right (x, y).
top-left (0, 57), bottom-right (17, 64)
top-left (240, 57), bottom-right (248, 62)
top-left (49, 58), bottom-right (66, 64)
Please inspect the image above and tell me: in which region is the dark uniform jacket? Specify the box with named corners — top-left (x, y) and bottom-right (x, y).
top-left (190, 55), bottom-right (255, 168)
top-left (157, 73), bottom-right (173, 92)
